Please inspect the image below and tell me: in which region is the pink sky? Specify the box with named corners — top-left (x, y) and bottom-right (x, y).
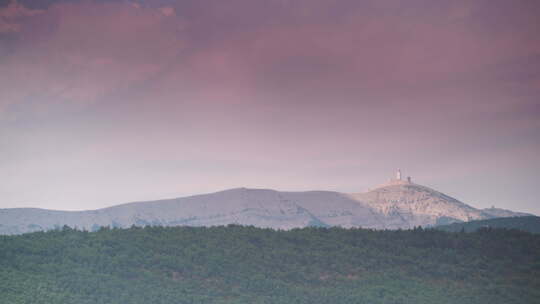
top-left (1, 0), bottom-right (539, 214)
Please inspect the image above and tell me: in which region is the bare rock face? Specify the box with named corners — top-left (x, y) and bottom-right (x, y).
top-left (348, 183), bottom-right (493, 229)
top-left (0, 185), bottom-right (531, 234)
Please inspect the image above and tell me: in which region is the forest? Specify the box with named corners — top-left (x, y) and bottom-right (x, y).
top-left (1, 225), bottom-right (539, 304)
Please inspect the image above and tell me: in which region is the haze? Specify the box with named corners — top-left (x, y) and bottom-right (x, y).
top-left (1, 0), bottom-right (539, 214)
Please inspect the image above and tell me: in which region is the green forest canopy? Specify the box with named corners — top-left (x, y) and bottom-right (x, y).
top-left (1, 225), bottom-right (539, 304)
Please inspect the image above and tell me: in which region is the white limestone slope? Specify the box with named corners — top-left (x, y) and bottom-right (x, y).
top-left (349, 183), bottom-right (493, 229)
top-left (0, 185), bottom-right (531, 234)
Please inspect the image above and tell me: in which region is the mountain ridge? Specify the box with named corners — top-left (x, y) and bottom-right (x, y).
top-left (0, 184), bottom-right (532, 235)
top-left (436, 216), bottom-right (540, 234)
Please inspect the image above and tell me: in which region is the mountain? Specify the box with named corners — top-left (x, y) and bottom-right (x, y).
top-left (437, 216), bottom-right (540, 233)
top-left (0, 181), bottom-right (531, 234)
top-left (349, 182), bottom-right (494, 228)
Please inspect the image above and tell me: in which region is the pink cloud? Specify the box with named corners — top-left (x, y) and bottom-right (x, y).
top-left (2, 0), bottom-right (538, 116)
top-left (0, 0), bottom-right (43, 33)
top-left (0, 1), bottom-right (186, 119)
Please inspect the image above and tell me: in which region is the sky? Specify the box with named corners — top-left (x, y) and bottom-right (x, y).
top-left (1, 0), bottom-right (539, 214)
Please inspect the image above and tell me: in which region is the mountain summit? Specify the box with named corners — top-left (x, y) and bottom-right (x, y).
top-left (349, 183), bottom-right (490, 228)
top-left (0, 172), bottom-right (531, 234)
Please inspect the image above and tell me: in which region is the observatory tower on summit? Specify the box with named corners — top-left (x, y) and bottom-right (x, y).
top-left (388, 169), bottom-right (412, 186)
top-left (370, 169), bottom-right (414, 190)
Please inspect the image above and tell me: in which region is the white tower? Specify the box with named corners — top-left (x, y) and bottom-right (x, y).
top-left (396, 168), bottom-right (402, 180)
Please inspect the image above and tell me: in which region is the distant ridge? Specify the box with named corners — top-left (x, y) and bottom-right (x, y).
top-left (436, 216), bottom-right (540, 234)
top-left (480, 207), bottom-right (532, 218)
top-left (0, 182), bottom-right (531, 234)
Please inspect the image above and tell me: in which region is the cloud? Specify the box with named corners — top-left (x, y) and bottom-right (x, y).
top-left (0, 0), bottom-right (42, 33)
top-left (159, 6), bottom-right (175, 17)
top-left (3, 0), bottom-right (538, 136)
top-left (0, 0), bottom-right (187, 119)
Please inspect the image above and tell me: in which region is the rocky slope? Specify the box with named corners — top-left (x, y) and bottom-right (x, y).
top-left (0, 184), bottom-right (531, 234)
top-left (349, 182), bottom-right (495, 228)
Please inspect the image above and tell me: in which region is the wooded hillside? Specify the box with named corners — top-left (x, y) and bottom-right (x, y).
top-left (1, 225), bottom-right (539, 303)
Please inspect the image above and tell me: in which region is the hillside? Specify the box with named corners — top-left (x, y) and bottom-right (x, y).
top-left (0, 226), bottom-right (539, 304)
top-left (480, 207), bottom-right (532, 218)
top-left (349, 183), bottom-right (496, 228)
top-left (0, 185), bottom-right (530, 234)
top-left (437, 216), bottom-right (540, 233)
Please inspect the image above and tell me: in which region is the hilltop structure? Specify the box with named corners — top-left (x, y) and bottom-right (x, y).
top-left (368, 169), bottom-right (413, 191)
top-left (385, 169), bottom-right (412, 186)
